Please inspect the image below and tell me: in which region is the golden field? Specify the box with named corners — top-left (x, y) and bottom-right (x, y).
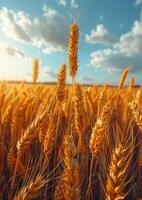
top-left (0, 23), bottom-right (142, 200)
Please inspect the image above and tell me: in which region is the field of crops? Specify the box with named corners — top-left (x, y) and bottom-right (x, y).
top-left (0, 23), bottom-right (142, 200)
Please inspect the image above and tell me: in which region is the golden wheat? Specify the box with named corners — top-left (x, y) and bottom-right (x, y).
top-left (14, 176), bottom-right (45, 200)
top-left (68, 23), bottom-right (79, 80)
top-left (105, 144), bottom-right (129, 200)
top-left (32, 59), bottom-right (39, 83)
top-left (56, 64), bottom-right (66, 101)
top-left (118, 68), bottom-right (129, 88)
top-left (0, 23), bottom-right (141, 200)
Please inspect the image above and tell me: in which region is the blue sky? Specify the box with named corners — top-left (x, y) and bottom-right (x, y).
top-left (0, 0), bottom-right (142, 85)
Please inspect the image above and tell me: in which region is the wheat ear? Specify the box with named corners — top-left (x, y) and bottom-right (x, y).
top-left (56, 64), bottom-right (66, 101)
top-left (73, 83), bottom-right (86, 154)
top-left (118, 68), bottom-right (129, 88)
top-left (105, 144), bottom-right (129, 200)
top-left (68, 23), bottom-right (79, 81)
top-left (32, 59), bottom-right (39, 83)
top-left (128, 77), bottom-right (135, 92)
top-left (14, 176), bottom-right (45, 200)
top-left (55, 178), bottom-right (65, 200)
top-left (73, 83), bottom-right (84, 135)
top-left (89, 101), bottom-right (110, 157)
top-left (7, 148), bottom-right (16, 173)
top-left (129, 102), bottom-right (142, 132)
top-left (84, 90), bottom-right (94, 114)
top-left (43, 124), bottom-right (55, 159)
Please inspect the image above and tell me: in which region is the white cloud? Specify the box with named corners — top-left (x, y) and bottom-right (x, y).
top-left (32, 38), bottom-right (45, 48)
top-left (0, 43), bottom-right (25, 58)
top-left (135, 0), bottom-right (142, 6)
top-left (115, 17), bottom-right (142, 54)
top-left (71, 0), bottom-right (78, 9)
top-left (0, 8), bottom-right (31, 43)
top-left (85, 24), bottom-right (117, 46)
top-left (89, 49), bottom-right (142, 73)
top-left (0, 6), bottom-right (68, 54)
top-left (43, 46), bottom-right (64, 55)
top-left (0, 6), bottom-right (68, 81)
top-left (57, 0), bottom-right (66, 6)
top-left (42, 5), bottom-right (58, 17)
top-left (88, 14), bottom-right (142, 73)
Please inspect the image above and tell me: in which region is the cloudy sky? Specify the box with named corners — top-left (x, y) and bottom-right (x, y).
top-left (0, 0), bottom-right (142, 85)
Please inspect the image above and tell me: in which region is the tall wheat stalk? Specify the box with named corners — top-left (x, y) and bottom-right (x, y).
top-left (55, 135), bottom-right (81, 200)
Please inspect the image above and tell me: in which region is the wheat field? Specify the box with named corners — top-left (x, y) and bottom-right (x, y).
top-left (0, 23), bottom-right (142, 200)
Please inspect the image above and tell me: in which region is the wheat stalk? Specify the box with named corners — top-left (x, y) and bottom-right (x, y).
top-left (58, 135), bottom-right (81, 200)
top-left (11, 111), bottom-right (48, 189)
top-left (87, 101), bottom-right (110, 199)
